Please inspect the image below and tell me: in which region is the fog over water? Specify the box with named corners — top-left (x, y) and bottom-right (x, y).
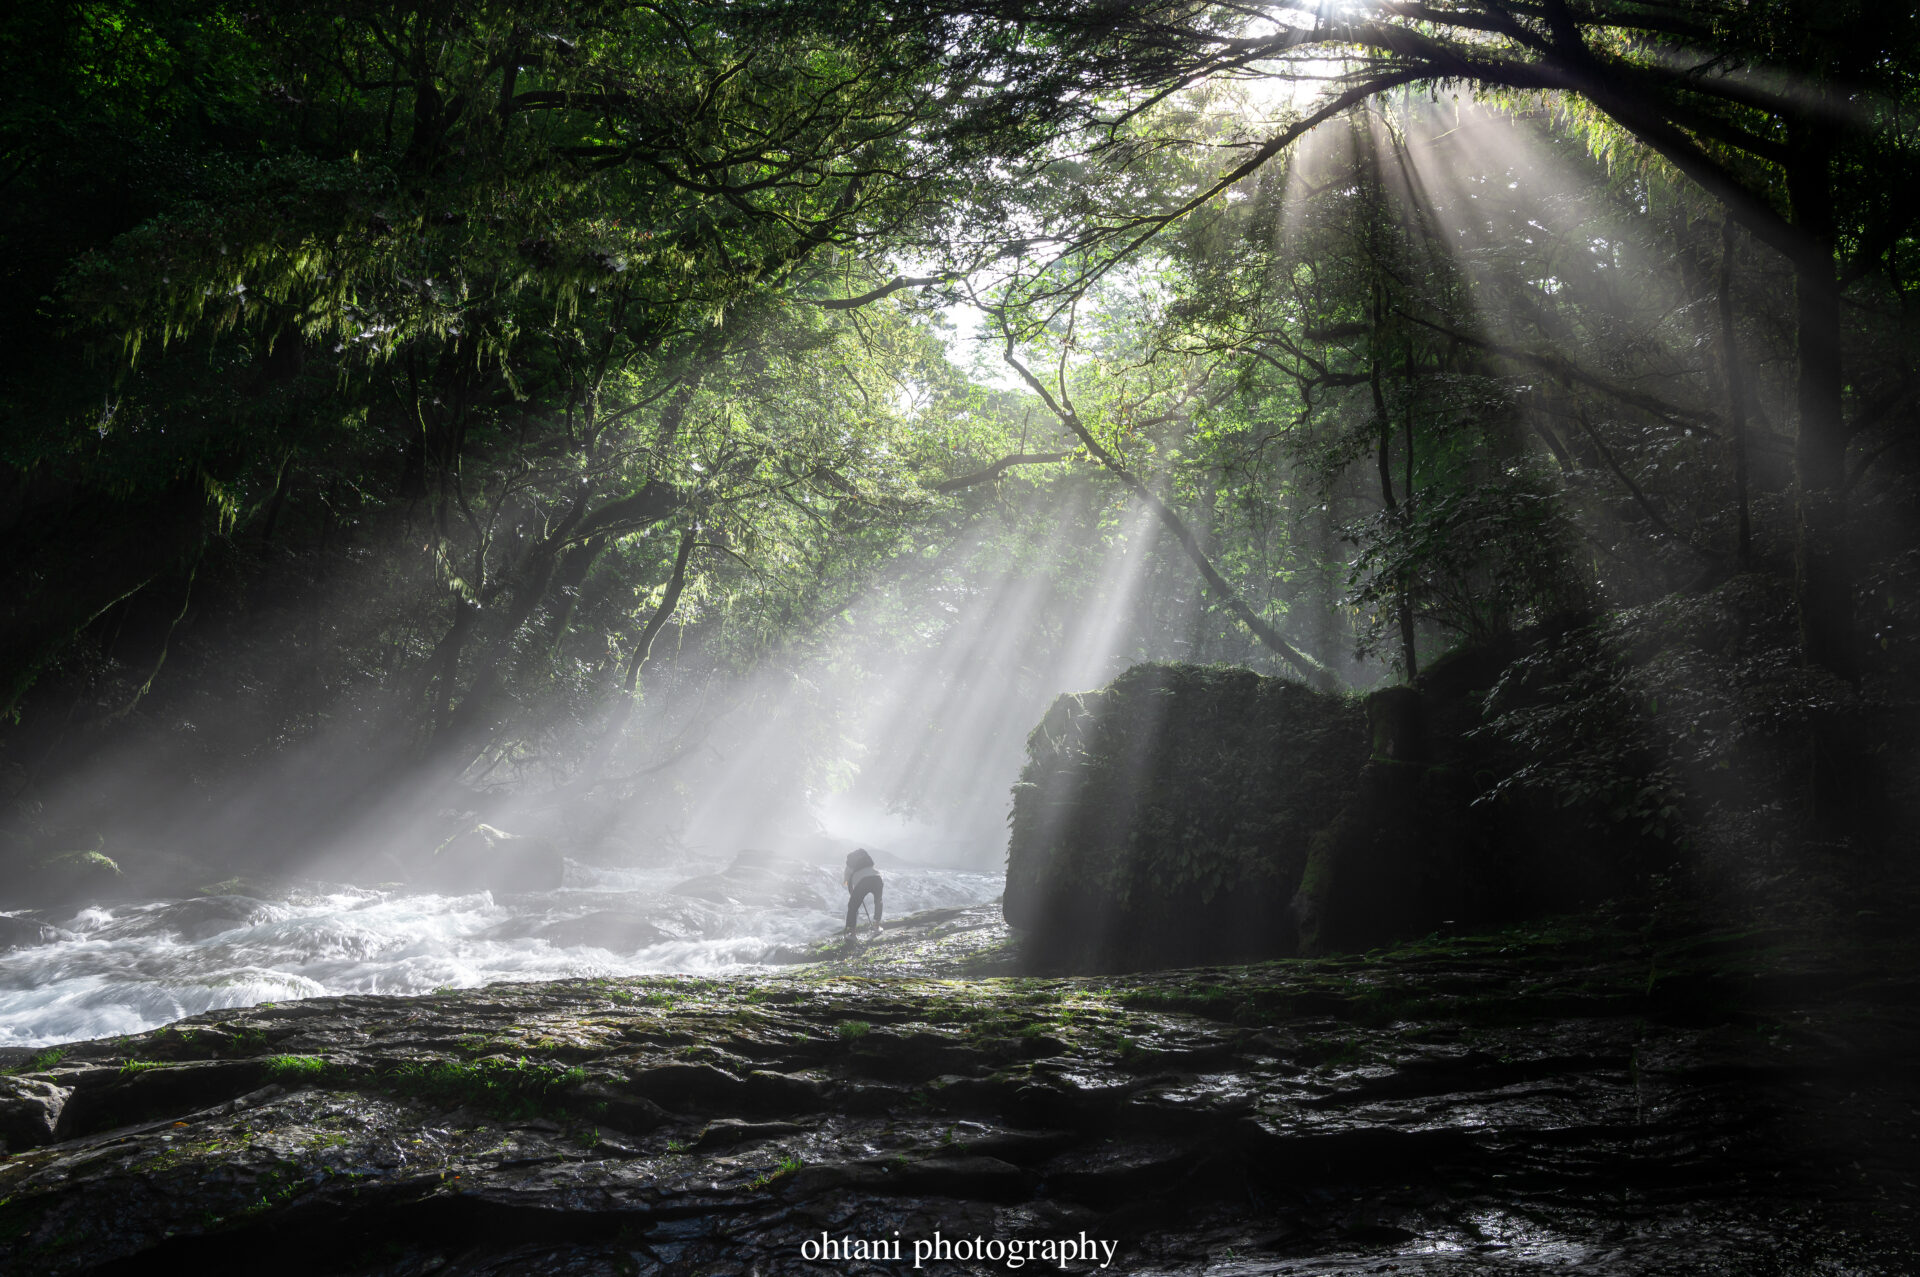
top-left (0, 855), bottom-right (999, 1049)
top-left (1, 487), bottom-right (1229, 1049)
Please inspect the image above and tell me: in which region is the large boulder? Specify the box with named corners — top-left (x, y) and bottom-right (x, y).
top-left (419, 824), bottom-right (565, 894)
top-left (1288, 688), bottom-right (1488, 955)
top-left (1004, 652), bottom-right (1641, 972)
top-left (0, 1076), bottom-right (71, 1151)
top-left (1004, 664), bottom-right (1367, 972)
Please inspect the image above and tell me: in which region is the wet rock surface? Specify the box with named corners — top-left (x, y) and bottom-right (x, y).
top-left (762, 903), bottom-right (1023, 976)
top-left (1, 904), bottom-right (1915, 1275)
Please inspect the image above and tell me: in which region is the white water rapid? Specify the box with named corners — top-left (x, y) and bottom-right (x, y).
top-left (0, 855), bottom-right (1000, 1049)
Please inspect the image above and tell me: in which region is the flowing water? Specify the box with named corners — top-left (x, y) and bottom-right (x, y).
top-left (0, 855), bottom-right (1000, 1048)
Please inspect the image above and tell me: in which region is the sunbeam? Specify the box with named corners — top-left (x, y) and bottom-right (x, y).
top-left (3, 7), bottom-right (1917, 1267)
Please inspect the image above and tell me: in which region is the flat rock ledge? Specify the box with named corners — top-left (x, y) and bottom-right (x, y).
top-left (1, 904), bottom-right (1916, 1275)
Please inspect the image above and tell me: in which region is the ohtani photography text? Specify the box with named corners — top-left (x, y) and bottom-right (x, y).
top-left (800, 1230), bottom-right (1120, 1269)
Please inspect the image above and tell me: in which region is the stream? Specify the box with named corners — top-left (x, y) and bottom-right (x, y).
top-left (3, 906), bottom-right (1915, 1275)
top-left (0, 855), bottom-right (1001, 1048)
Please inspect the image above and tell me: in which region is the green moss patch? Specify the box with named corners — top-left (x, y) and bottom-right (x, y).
top-left (382, 1056), bottom-right (588, 1119)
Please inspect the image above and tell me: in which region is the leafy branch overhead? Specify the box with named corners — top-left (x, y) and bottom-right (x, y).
top-left (1, 0), bottom-right (1916, 852)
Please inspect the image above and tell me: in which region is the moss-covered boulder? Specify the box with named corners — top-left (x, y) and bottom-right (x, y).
top-left (1005, 649), bottom-right (1643, 971)
top-left (7, 844), bottom-right (123, 910)
top-left (1005, 663), bottom-right (1367, 971)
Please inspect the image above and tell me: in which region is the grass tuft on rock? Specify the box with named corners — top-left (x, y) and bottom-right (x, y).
top-left (383, 1056), bottom-right (588, 1118)
top-left (265, 1054), bottom-right (329, 1082)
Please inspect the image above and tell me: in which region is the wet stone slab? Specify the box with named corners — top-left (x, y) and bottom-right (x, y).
top-left (0, 905), bottom-right (1916, 1274)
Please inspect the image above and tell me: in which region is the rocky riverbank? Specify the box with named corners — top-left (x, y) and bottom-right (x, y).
top-left (2, 902), bottom-right (1916, 1275)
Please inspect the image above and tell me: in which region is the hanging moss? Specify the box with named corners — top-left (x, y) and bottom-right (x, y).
top-left (1004, 663), bottom-right (1367, 972)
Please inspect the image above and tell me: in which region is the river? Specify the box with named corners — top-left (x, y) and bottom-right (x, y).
top-left (0, 853), bottom-right (1001, 1048)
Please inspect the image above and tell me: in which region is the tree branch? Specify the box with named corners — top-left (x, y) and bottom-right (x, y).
top-left (811, 274), bottom-right (959, 310)
top-left (1572, 406), bottom-right (1723, 563)
top-left (999, 340), bottom-right (1338, 691)
top-left (624, 526), bottom-right (697, 693)
top-left (932, 451), bottom-right (1073, 492)
top-left (1398, 310), bottom-right (1723, 436)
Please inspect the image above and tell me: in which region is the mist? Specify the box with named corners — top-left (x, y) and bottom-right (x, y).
top-left (2, 449), bottom-right (1326, 1047)
top-left (6, 8), bottom-right (1918, 1273)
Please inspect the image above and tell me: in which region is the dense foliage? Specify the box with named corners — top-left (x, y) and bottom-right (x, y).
top-left (3, 1), bottom-right (1917, 886)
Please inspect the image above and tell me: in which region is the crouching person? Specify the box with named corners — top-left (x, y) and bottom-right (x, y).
top-left (843, 848), bottom-right (883, 937)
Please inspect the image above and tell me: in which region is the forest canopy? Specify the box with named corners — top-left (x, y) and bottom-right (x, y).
top-left (3, 0), bottom-right (1917, 875)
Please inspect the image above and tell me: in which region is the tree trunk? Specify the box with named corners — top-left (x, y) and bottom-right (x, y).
top-left (1399, 341), bottom-right (1418, 680)
top-left (1188, 466), bottom-right (1218, 664)
top-left (563, 528), bottom-right (699, 797)
top-left (1371, 284), bottom-right (1417, 681)
top-left (1787, 123), bottom-right (1854, 681)
top-left (624, 528), bottom-right (697, 694)
top-left (427, 595), bottom-right (477, 738)
top-left (1717, 218), bottom-right (1754, 569)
